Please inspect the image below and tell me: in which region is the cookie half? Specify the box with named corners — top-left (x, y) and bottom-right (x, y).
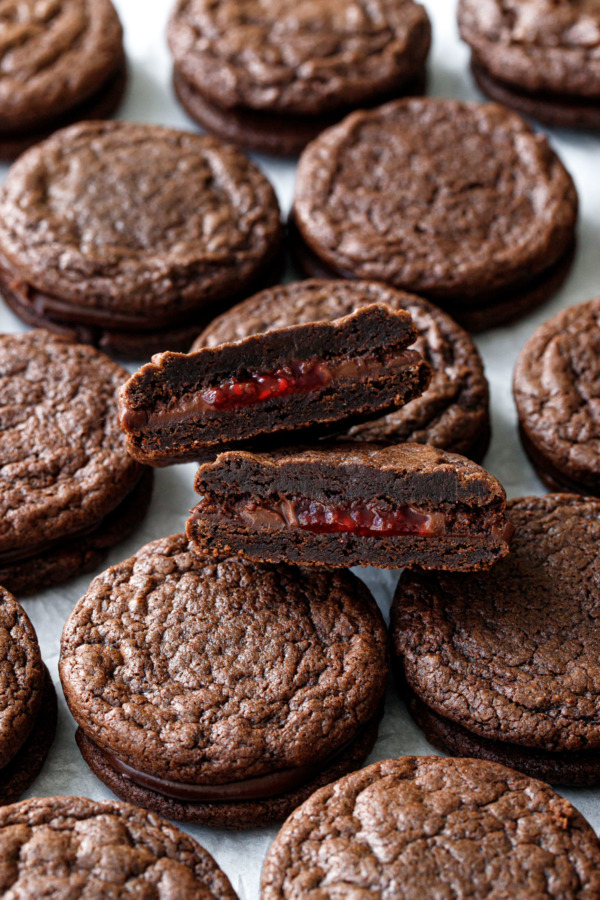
top-left (292, 98), bottom-right (578, 331)
top-left (392, 494), bottom-right (600, 786)
top-left (0, 0), bottom-right (126, 160)
top-left (514, 298), bottom-right (600, 496)
top-left (0, 122), bottom-right (283, 359)
top-left (0, 330), bottom-right (152, 595)
top-left (459, 0), bottom-right (600, 130)
top-left (60, 534), bottom-right (388, 829)
top-left (188, 443), bottom-right (513, 571)
top-left (0, 587), bottom-right (57, 804)
top-left (193, 280), bottom-right (491, 461)
top-left (261, 756), bottom-right (600, 900)
top-left (0, 796), bottom-right (237, 898)
top-left (168, 0), bottom-right (430, 156)
top-left (120, 300), bottom-right (431, 465)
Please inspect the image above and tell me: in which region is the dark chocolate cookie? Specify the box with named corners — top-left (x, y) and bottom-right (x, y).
top-left (60, 534), bottom-right (388, 829)
top-left (0, 122), bottom-right (283, 359)
top-left (514, 298), bottom-right (600, 496)
top-left (0, 330), bottom-right (151, 595)
top-left (188, 443), bottom-right (513, 571)
top-left (0, 0), bottom-right (126, 160)
top-left (120, 300), bottom-right (431, 465)
top-left (168, 0), bottom-right (431, 156)
top-left (194, 280), bottom-right (490, 460)
top-left (392, 494), bottom-right (600, 785)
top-left (292, 98), bottom-right (578, 331)
top-left (261, 756), bottom-right (600, 900)
top-left (0, 795), bottom-right (238, 898)
top-left (0, 587), bottom-right (56, 803)
top-left (459, 0), bottom-right (600, 130)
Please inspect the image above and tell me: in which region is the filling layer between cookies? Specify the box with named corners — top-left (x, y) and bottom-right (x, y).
top-left (193, 494), bottom-right (515, 541)
top-left (122, 348), bottom-right (421, 430)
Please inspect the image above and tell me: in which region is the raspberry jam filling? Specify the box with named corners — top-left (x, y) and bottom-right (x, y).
top-left (201, 360), bottom-right (331, 411)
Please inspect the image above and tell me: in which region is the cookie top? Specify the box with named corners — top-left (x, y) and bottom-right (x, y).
top-left (193, 279), bottom-right (489, 455)
top-left (0, 0), bottom-right (123, 132)
top-left (293, 99), bottom-right (577, 299)
top-left (0, 795), bottom-right (237, 898)
top-left (168, 0), bottom-right (430, 115)
top-left (514, 298), bottom-right (600, 491)
top-left (393, 494), bottom-right (600, 753)
top-left (459, 0), bottom-right (600, 98)
top-left (60, 534), bottom-right (387, 783)
top-left (0, 121), bottom-right (282, 317)
top-left (0, 587), bottom-right (43, 771)
top-left (261, 756), bottom-right (600, 900)
top-left (0, 330), bottom-right (141, 558)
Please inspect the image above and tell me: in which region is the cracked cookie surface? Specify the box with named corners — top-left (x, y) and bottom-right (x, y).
top-left (261, 756), bottom-right (600, 900)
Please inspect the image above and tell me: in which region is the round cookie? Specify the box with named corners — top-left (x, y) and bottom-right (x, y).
top-left (0, 0), bottom-right (126, 160)
top-left (0, 121), bottom-right (283, 359)
top-left (514, 298), bottom-right (600, 496)
top-left (167, 0), bottom-right (431, 156)
top-left (0, 587), bottom-right (57, 804)
top-left (60, 534), bottom-right (388, 829)
top-left (0, 795), bottom-right (237, 898)
top-left (392, 494), bottom-right (600, 786)
top-left (292, 98), bottom-right (578, 332)
top-left (261, 756), bottom-right (600, 900)
top-left (0, 330), bottom-right (151, 596)
top-left (459, 0), bottom-right (600, 130)
top-left (193, 280), bottom-right (490, 460)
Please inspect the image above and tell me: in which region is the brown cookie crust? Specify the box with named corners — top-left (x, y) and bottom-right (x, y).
top-left (392, 494), bottom-right (600, 753)
top-left (293, 99), bottom-right (577, 301)
top-left (514, 298), bottom-right (600, 495)
top-left (0, 0), bottom-right (123, 131)
top-left (261, 756), bottom-right (600, 900)
top-left (60, 534), bottom-right (388, 784)
top-left (0, 122), bottom-right (282, 319)
top-left (168, 0), bottom-right (430, 115)
top-left (459, 0), bottom-right (600, 99)
top-left (193, 280), bottom-right (490, 458)
top-left (0, 331), bottom-right (142, 558)
top-left (0, 588), bottom-right (43, 771)
top-left (0, 795), bottom-right (238, 898)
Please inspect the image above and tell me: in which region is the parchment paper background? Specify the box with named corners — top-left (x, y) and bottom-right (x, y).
top-left (2, 0), bottom-right (599, 895)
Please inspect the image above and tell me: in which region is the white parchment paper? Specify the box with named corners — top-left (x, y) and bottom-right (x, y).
top-left (2, 0), bottom-right (599, 895)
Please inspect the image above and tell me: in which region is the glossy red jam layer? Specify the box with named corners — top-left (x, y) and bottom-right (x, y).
top-left (201, 360), bottom-right (331, 410)
top-left (292, 500), bottom-right (444, 536)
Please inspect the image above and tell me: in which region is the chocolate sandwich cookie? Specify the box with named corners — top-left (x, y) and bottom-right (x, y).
top-left (0, 330), bottom-right (151, 596)
top-left (515, 298), bottom-right (600, 496)
top-left (392, 494), bottom-right (600, 786)
top-left (0, 122), bottom-right (282, 359)
top-left (261, 756), bottom-right (600, 900)
top-left (0, 587), bottom-right (57, 805)
top-left (187, 443), bottom-right (513, 571)
top-left (120, 300), bottom-right (431, 466)
top-left (0, 796), bottom-right (237, 898)
top-left (167, 0), bottom-right (431, 157)
top-left (459, 0), bottom-right (600, 131)
top-left (193, 280), bottom-right (491, 461)
top-left (0, 0), bottom-right (126, 161)
top-left (60, 534), bottom-right (388, 829)
top-left (292, 98), bottom-right (578, 331)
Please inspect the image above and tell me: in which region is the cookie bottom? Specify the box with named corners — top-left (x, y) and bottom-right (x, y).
top-left (0, 60), bottom-right (127, 162)
top-left (518, 425), bottom-right (598, 498)
top-left (408, 692), bottom-right (600, 787)
top-left (0, 666), bottom-right (57, 805)
top-left (289, 218), bottom-right (576, 333)
top-left (471, 61), bottom-right (600, 132)
top-left (75, 715), bottom-right (380, 829)
top-left (0, 469), bottom-right (153, 596)
top-left (173, 66), bottom-right (427, 158)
